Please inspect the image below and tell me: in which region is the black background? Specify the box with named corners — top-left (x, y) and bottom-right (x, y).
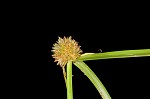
top-left (5, 4), bottom-right (150, 99)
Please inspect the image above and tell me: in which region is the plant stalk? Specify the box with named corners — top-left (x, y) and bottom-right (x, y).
top-left (67, 61), bottom-right (73, 99)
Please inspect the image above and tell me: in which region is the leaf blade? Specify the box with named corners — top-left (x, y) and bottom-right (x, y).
top-left (74, 61), bottom-right (111, 99)
top-left (77, 49), bottom-right (150, 61)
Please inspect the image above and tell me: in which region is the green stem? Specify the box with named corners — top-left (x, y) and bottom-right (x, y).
top-left (74, 61), bottom-right (111, 99)
top-left (67, 61), bottom-right (73, 99)
top-left (78, 49), bottom-right (150, 61)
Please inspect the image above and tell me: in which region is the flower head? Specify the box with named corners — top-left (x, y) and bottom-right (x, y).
top-left (52, 36), bottom-right (82, 67)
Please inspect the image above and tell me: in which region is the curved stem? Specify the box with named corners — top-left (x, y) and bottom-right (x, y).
top-left (74, 61), bottom-right (111, 99)
top-left (67, 61), bottom-right (73, 99)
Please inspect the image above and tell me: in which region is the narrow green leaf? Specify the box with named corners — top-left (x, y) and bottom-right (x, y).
top-left (77, 49), bottom-right (150, 61)
top-left (67, 61), bottom-right (73, 99)
top-left (74, 61), bottom-right (111, 99)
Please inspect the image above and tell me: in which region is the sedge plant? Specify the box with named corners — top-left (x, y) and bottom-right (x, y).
top-left (51, 36), bottom-right (150, 99)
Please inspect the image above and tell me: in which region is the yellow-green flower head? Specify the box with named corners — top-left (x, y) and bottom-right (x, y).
top-left (52, 36), bottom-right (82, 67)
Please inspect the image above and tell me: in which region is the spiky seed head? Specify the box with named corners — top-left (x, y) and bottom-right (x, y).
top-left (52, 36), bottom-right (82, 67)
